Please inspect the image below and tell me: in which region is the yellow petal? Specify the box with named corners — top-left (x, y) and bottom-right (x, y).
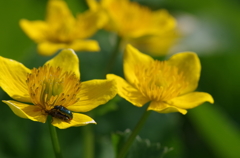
top-left (3, 100), bottom-right (47, 123)
top-left (101, 0), bottom-right (127, 7)
top-left (168, 92), bottom-right (214, 109)
top-left (86, 0), bottom-right (100, 11)
top-left (38, 40), bottom-right (100, 56)
top-left (103, 0), bottom-right (152, 38)
top-left (44, 49), bottom-right (80, 79)
top-left (124, 44), bottom-right (154, 85)
top-left (51, 113), bottom-right (96, 129)
top-left (76, 10), bottom-right (108, 39)
top-left (167, 52), bottom-right (201, 94)
top-left (148, 101), bottom-right (187, 114)
top-left (0, 56), bottom-right (32, 103)
top-left (69, 39), bottom-right (100, 52)
top-left (46, 0), bottom-right (75, 24)
top-left (107, 74), bottom-right (149, 107)
top-left (19, 19), bottom-right (48, 43)
top-left (37, 42), bottom-right (67, 56)
top-left (68, 79), bottom-right (117, 112)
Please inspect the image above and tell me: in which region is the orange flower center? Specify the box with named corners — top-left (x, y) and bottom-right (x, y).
top-left (26, 64), bottom-right (81, 111)
top-left (134, 60), bottom-right (188, 101)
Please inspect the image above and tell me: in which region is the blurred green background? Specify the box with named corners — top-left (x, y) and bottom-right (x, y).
top-left (1, 0), bottom-right (240, 158)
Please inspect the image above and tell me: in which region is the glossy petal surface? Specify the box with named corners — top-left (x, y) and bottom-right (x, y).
top-left (68, 79), bottom-right (117, 112)
top-left (3, 100), bottom-right (47, 123)
top-left (169, 92), bottom-right (214, 109)
top-left (124, 44), bottom-right (153, 85)
top-left (168, 52), bottom-right (201, 94)
top-left (107, 74), bottom-right (149, 107)
top-left (51, 113), bottom-right (96, 129)
top-left (44, 49), bottom-right (80, 79)
top-left (0, 56), bottom-right (32, 103)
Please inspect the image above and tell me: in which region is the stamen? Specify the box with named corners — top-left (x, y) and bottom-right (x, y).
top-left (26, 64), bottom-right (81, 111)
top-left (134, 60), bottom-right (188, 101)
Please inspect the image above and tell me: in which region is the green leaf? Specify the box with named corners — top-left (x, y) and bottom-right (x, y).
top-left (112, 130), bottom-right (172, 158)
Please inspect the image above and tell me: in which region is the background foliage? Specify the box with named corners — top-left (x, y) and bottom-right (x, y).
top-left (0, 0), bottom-right (240, 158)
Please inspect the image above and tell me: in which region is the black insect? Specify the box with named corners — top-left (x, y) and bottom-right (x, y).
top-left (46, 105), bottom-right (73, 123)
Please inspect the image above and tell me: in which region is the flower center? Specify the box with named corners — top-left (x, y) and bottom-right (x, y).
top-left (134, 60), bottom-right (188, 101)
top-left (26, 64), bottom-right (81, 111)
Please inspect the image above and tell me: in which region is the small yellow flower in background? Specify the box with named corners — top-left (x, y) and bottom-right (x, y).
top-left (20, 0), bottom-right (107, 56)
top-left (0, 49), bottom-right (117, 129)
top-left (87, 0), bottom-right (178, 56)
top-left (107, 45), bottom-right (214, 114)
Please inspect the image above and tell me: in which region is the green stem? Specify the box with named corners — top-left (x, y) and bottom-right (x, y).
top-left (117, 110), bottom-right (152, 158)
top-left (48, 119), bottom-right (63, 158)
top-left (105, 35), bottom-right (122, 73)
top-left (82, 125), bottom-right (95, 158)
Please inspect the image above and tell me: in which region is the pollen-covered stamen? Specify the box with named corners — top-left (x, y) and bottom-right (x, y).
top-left (26, 64), bottom-right (81, 111)
top-left (134, 60), bottom-right (188, 101)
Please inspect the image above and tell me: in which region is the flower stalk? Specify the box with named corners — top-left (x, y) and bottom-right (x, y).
top-left (117, 109), bottom-right (152, 158)
top-left (48, 119), bottom-right (63, 158)
top-left (83, 124), bottom-right (95, 158)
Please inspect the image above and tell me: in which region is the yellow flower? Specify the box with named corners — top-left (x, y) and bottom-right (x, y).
top-left (20, 0), bottom-right (107, 56)
top-left (0, 49), bottom-right (117, 129)
top-left (107, 45), bottom-right (214, 114)
top-left (87, 0), bottom-right (178, 56)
